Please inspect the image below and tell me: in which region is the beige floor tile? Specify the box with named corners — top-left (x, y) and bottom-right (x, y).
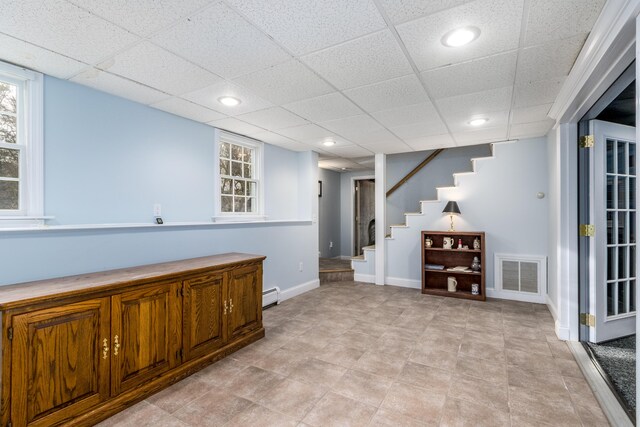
top-left (258, 378), bottom-right (327, 420)
top-left (225, 403), bottom-right (299, 427)
top-left (458, 340), bottom-right (505, 362)
top-left (302, 392), bottom-right (376, 427)
top-left (354, 350), bottom-right (406, 378)
top-left (349, 321), bottom-right (389, 337)
top-left (462, 330), bottom-right (505, 348)
top-left (505, 348), bottom-right (559, 374)
top-left (504, 336), bottom-right (552, 356)
top-left (145, 376), bottom-right (210, 414)
top-left (172, 388), bottom-right (253, 427)
top-left (288, 358), bottom-right (347, 388)
top-left (331, 369), bottom-right (393, 407)
top-left (329, 331), bottom-right (380, 351)
top-left (194, 357), bottom-right (247, 386)
top-left (439, 397), bottom-right (510, 427)
top-left (373, 334), bottom-right (416, 358)
top-left (555, 358), bottom-right (584, 378)
top-left (396, 361), bottom-right (452, 394)
top-left (252, 347), bottom-right (310, 376)
top-left (447, 373), bottom-right (509, 412)
top-left (454, 355), bottom-right (507, 384)
top-left (508, 385), bottom-right (582, 424)
top-left (95, 401), bottom-right (187, 427)
top-left (380, 381), bottom-right (446, 422)
top-left (409, 347), bottom-right (458, 371)
top-left (368, 408), bottom-right (432, 426)
top-left (224, 366), bottom-right (285, 401)
top-left (507, 366), bottom-right (568, 395)
top-left (314, 342), bottom-right (366, 368)
top-left (548, 341), bottom-right (576, 360)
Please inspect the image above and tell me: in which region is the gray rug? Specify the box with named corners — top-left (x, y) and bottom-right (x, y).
top-left (587, 335), bottom-right (636, 412)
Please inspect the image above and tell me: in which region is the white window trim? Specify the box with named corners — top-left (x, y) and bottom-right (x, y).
top-left (0, 61), bottom-right (44, 228)
top-left (213, 129), bottom-right (265, 221)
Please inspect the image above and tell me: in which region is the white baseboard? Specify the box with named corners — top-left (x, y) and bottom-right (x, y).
top-left (546, 294), bottom-right (559, 321)
top-left (555, 320), bottom-right (571, 341)
top-left (486, 288), bottom-right (545, 303)
top-left (279, 279), bottom-right (320, 302)
top-left (354, 273), bottom-right (374, 283)
top-left (385, 276), bottom-right (421, 289)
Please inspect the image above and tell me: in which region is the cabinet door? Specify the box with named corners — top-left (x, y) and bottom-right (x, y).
top-left (183, 272), bottom-right (226, 361)
top-left (11, 298), bottom-right (110, 427)
top-left (111, 281), bottom-right (181, 395)
top-left (227, 264), bottom-right (262, 340)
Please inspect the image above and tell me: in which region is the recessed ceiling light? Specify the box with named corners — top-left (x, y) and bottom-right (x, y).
top-left (341, 167), bottom-right (347, 170)
top-left (468, 118), bottom-right (488, 126)
top-left (323, 139), bottom-right (336, 147)
top-left (218, 96), bottom-right (241, 107)
top-left (441, 26), bottom-right (480, 47)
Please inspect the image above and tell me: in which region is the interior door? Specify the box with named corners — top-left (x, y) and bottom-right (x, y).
top-left (354, 179), bottom-right (375, 256)
top-left (589, 119), bottom-right (637, 342)
top-left (227, 263), bottom-right (262, 340)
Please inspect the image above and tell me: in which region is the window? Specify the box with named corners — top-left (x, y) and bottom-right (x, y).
top-left (215, 131), bottom-right (263, 219)
top-left (0, 61), bottom-right (43, 226)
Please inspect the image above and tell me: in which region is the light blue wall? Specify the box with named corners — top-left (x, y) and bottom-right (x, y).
top-left (318, 168), bottom-right (341, 257)
top-left (0, 77), bottom-right (318, 290)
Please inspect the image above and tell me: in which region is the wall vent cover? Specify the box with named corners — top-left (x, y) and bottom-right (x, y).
top-left (495, 254), bottom-right (546, 297)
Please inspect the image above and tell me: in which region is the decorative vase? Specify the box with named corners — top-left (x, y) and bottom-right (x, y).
top-left (473, 237), bottom-right (481, 250)
top-left (471, 256), bottom-right (481, 272)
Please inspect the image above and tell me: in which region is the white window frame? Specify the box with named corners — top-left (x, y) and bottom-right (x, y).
top-left (0, 61), bottom-right (44, 228)
top-left (213, 130), bottom-right (264, 221)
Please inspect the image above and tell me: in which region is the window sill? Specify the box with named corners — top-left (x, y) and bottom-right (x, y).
top-left (0, 216), bottom-right (55, 229)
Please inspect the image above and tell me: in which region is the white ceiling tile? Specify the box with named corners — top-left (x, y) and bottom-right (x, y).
top-left (390, 120), bottom-right (448, 139)
top-left (0, 33), bottom-right (88, 79)
top-left (70, 68), bottom-right (168, 104)
top-left (361, 141), bottom-right (413, 154)
top-left (152, 2), bottom-right (291, 79)
top-left (509, 119), bottom-right (555, 139)
top-left (371, 102), bottom-right (439, 128)
top-left (511, 103), bottom-right (552, 125)
top-left (278, 124), bottom-right (339, 142)
top-left (436, 86), bottom-right (513, 122)
top-left (250, 130), bottom-right (299, 146)
top-left (397, 0), bottom-right (524, 71)
top-left (344, 74), bottom-right (428, 113)
top-left (236, 107), bottom-right (309, 130)
top-left (283, 92), bottom-right (363, 123)
top-left (100, 41), bottom-right (222, 96)
top-left (404, 134), bottom-right (456, 151)
top-left (183, 80), bottom-right (272, 115)
top-left (524, 0), bottom-right (606, 46)
top-left (208, 117), bottom-right (265, 136)
top-left (445, 110), bottom-right (509, 133)
top-left (422, 51), bottom-right (517, 99)
top-left (300, 30), bottom-right (413, 90)
top-left (377, 0), bottom-right (473, 25)
top-left (516, 34), bottom-right (587, 84)
top-left (514, 78), bottom-right (565, 108)
top-left (66, 0), bottom-right (212, 37)
top-left (319, 158), bottom-right (370, 171)
top-left (150, 97), bottom-right (226, 123)
top-left (320, 115), bottom-right (384, 140)
top-left (225, 0), bottom-right (386, 55)
top-left (233, 60), bottom-right (333, 105)
top-left (325, 145), bottom-right (374, 158)
top-left (453, 126), bottom-right (508, 145)
top-left (0, 0), bottom-right (139, 64)
top-left (348, 128), bottom-right (404, 146)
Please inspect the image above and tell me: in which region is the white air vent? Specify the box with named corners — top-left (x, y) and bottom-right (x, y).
top-left (494, 254), bottom-right (546, 303)
top-left (262, 286), bottom-right (280, 308)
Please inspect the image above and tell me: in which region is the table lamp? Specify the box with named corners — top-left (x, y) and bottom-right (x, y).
top-left (442, 201), bottom-right (461, 231)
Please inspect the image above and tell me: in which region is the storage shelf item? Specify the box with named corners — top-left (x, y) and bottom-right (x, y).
top-left (421, 231), bottom-right (486, 301)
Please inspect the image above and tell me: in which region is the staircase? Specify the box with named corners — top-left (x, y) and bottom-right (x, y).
top-left (319, 258), bottom-right (354, 284)
top-left (351, 142), bottom-right (504, 286)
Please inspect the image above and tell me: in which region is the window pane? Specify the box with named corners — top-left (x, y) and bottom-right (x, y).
top-left (220, 159), bottom-right (229, 176)
top-left (244, 147), bottom-right (253, 163)
top-left (607, 282), bottom-right (615, 316)
top-left (618, 212), bottom-right (627, 244)
top-left (631, 143), bottom-right (637, 176)
top-left (607, 139), bottom-right (615, 173)
top-left (243, 163), bottom-right (252, 178)
top-left (631, 280), bottom-right (636, 312)
top-left (0, 180), bottom-right (18, 209)
top-left (231, 161), bottom-right (242, 177)
top-left (221, 178), bottom-right (232, 195)
top-left (618, 177), bottom-right (627, 209)
top-left (0, 113), bottom-right (17, 144)
top-left (607, 176), bottom-right (614, 209)
top-left (231, 145), bottom-right (242, 161)
top-left (0, 82), bottom-right (17, 114)
top-left (221, 195), bottom-right (233, 212)
top-left (234, 196), bottom-right (245, 212)
top-left (631, 215), bottom-right (636, 244)
top-left (0, 147), bottom-right (19, 178)
top-left (608, 247), bottom-right (616, 280)
top-left (220, 142), bottom-right (230, 159)
top-left (619, 281), bottom-right (628, 314)
top-left (246, 181), bottom-right (256, 197)
top-left (233, 180), bottom-right (245, 196)
top-left (247, 197), bottom-right (255, 213)
top-left (631, 246), bottom-right (636, 277)
top-left (607, 211), bottom-right (614, 244)
top-left (619, 246), bottom-right (627, 279)
top-left (618, 140), bottom-right (627, 174)
top-left (631, 177), bottom-right (636, 209)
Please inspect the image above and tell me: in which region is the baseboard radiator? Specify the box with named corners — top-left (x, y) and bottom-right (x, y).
top-left (262, 286), bottom-right (280, 309)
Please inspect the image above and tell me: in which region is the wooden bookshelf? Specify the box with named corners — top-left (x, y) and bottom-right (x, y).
top-left (421, 231), bottom-right (486, 301)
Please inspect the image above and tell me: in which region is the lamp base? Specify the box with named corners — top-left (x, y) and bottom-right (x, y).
top-left (449, 215), bottom-right (455, 232)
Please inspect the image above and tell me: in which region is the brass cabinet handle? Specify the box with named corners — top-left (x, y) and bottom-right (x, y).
top-left (102, 338), bottom-right (109, 360)
top-left (113, 335), bottom-right (120, 356)
top-left (229, 298), bottom-right (233, 313)
top-left (224, 300), bottom-right (228, 315)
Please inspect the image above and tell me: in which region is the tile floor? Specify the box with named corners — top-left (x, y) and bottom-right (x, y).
top-left (98, 281), bottom-right (610, 427)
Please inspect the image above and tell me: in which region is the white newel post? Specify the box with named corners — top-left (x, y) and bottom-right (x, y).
top-left (375, 153), bottom-right (386, 286)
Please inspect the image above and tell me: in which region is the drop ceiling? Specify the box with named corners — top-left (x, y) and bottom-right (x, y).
top-left (0, 0), bottom-right (606, 171)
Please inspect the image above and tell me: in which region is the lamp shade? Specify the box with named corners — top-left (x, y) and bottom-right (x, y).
top-left (442, 201), bottom-right (461, 215)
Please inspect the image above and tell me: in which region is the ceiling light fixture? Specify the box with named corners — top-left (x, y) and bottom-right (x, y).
top-left (468, 118), bottom-right (488, 126)
top-left (323, 139), bottom-right (336, 147)
top-left (441, 26), bottom-right (480, 47)
top-left (218, 96), bottom-right (241, 107)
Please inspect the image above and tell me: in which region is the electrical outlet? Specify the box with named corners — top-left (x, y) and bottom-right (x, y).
top-left (329, 241), bottom-right (333, 248)
top-left (299, 262), bottom-right (303, 272)
top-left (153, 204), bottom-right (162, 217)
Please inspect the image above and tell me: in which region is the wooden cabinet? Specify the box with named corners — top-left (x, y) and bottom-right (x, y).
top-left (422, 231), bottom-right (486, 301)
top-left (0, 253), bottom-right (265, 427)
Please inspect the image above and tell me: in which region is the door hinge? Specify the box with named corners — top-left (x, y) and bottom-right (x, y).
top-left (579, 135), bottom-right (594, 148)
top-left (7, 327), bottom-right (13, 341)
top-left (579, 224), bottom-right (595, 237)
top-left (580, 313), bottom-right (596, 327)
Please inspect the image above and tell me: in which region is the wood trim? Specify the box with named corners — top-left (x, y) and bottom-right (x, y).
top-left (386, 149), bottom-right (444, 198)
